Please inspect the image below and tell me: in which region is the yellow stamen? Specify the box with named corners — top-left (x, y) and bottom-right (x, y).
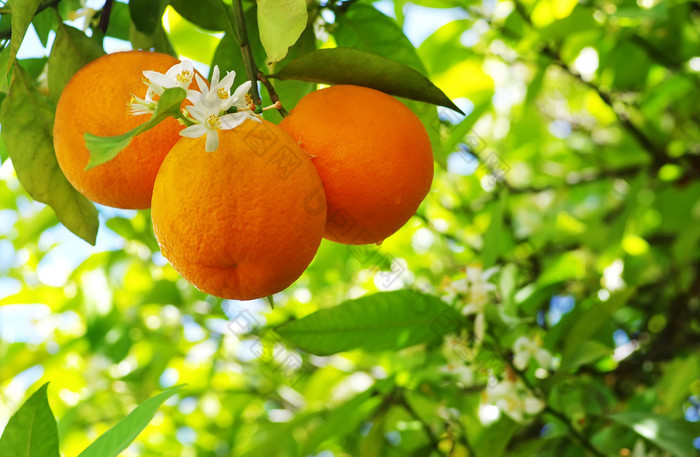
top-left (206, 114), bottom-right (221, 129)
top-left (177, 70), bottom-right (193, 85)
top-left (217, 88), bottom-right (229, 99)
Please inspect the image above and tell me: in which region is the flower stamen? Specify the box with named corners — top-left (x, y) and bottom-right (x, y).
top-left (206, 114), bottom-right (221, 130)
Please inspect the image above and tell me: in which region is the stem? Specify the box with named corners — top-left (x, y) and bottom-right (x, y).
top-left (257, 71), bottom-right (289, 117)
top-left (97, 0), bottom-right (114, 34)
top-left (398, 394), bottom-right (446, 455)
top-left (231, 0), bottom-right (261, 107)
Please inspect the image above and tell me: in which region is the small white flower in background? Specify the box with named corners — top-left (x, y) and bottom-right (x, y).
top-left (440, 334), bottom-right (476, 386)
top-left (450, 265), bottom-right (498, 342)
top-left (68, 0), bottom-right (97, 32)
top-left (512, 335), bottom-right (552, 371)
top-left (482, 377), bottom-right (544, 423)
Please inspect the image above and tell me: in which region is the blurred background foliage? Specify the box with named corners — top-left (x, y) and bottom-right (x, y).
top-left (1, 0), bottom-right (700, 456)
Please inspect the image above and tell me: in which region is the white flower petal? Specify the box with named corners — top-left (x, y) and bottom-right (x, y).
top-left (210, 65), bottom-right (220, 87)
top-left (219, 112), bottom-right (248, 130)
top-left (219, 70), bottom-right (237, 91)
top-left (482, 267), bottom-right (500, 280)
top-left (232, 80), bottom-right (252, 102)
top-left (513, 352), bottom-right (529, 371)
top-left (195, 74), bottom-right (209, 94)
top-left (474, 313), bottom-right (485, 344)
top-left (180, 124), bottom-right (207, 138)
top-left (143, 71), bottom-right (173, 88)
top-left (205, 129), bottom-right (220, 152)
top-left (523, 396), bottom-right (545, 414)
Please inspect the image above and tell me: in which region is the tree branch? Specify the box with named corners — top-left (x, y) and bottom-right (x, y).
top-left (231, 0), bottom-right (261, 108)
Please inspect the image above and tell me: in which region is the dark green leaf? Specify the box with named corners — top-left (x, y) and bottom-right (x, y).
top-left (609, 412), bottom-right (697, 457)
top-left (77, 385), bottom-right (183, 457)
top-left (0, 383), bottom-right (59, 457)
top-left (129, 0), bottom-right (167, 34)
top-left (84, 87), bottom-right (186, 170)
top-left (47, 23), bottom-right (105, 104)
top-left (105, 2), bottom-right (131, 41)
top-left (276, 48), bottom-right (462, 113)
top-left (0, 66), bottom-right (98, 245)
top-left (0, 46), bottom-right (11, 93)
top-left (32, 8), bottom-right (56, 48)
top-left (169, 0), bottom-right (233, 32)
top-left (276, 290), bottom-right (463, 355)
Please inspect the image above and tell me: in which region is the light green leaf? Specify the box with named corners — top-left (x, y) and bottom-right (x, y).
top-left (84, 87), bottom-right (187, 170)
top-left (0, 65), bottom-right (98, 245)
top-left (5, 0), bottom-right (42, 86)
top-left (77, 385), bottom-right (184, 457)
top-left (276, 290), bottom-right (462, 355)
top-left (0, 46), bottom-right (11, 92)
top-left (256, 0), bottom-right (307, 63)
top-left (0, 383), bottom-right (59, 457)
top-left (609, 412), bottom-right (697, 457)
top-left (276, 48), bottom-right (462, 113)
top-left (47, 22), bottom-right (105, 104)
top-left (560, 340), bottom-right (611, 371)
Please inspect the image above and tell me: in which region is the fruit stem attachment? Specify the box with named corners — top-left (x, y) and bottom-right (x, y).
top-left (257, 71), bottom-right (289, 117)
top-left (231, 0), bottom-right (261, 108)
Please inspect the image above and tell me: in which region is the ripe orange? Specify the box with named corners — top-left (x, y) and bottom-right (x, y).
top-left (151, 120), bottom-right (327, 300)
top-left (279, 85), bottom-right (434, 245)
top-left (54, 50), bottom-right (194, 209)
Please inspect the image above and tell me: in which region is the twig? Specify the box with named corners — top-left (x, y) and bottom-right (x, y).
top-left (231, 0), bottom-right (261, 107)
top-left (257, 71), bottom-right (289, 117)
top-left (97, 0), bottom-right (114, 35)
top-left (398, 394), bottom-right (445, 454)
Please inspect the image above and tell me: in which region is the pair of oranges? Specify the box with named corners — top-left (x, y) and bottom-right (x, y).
top-left (53, 51), bottom-right (433, 300)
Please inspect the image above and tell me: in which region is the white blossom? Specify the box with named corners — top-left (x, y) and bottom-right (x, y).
top-left (512, 336), bottom-right (552, 371)
top-left (482, 378), bottom-right (544, 423)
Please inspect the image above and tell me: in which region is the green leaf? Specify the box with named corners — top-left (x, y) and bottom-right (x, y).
top-left (0, 383), bottom-right (59, 457)
top-left (169, 0), bottom-right (233, 32)
top-left (5, 0), bottom-right (42, 85)
top-left (84, 87), bottom-right (187, 170)
top-left (560, 340), bottom-right (611, 371)
top-left (276, 290), bottom-right (463, 355)
top-left (129, 0), bottom-right (167, 34)
top-left (256, 0), bottom-right (307, 63)
top-left (47, 22), bottom-right (105, 104)
top-left (0, 65), bottom-right (98, 245)
top-left (560, 290), bottom-right (634, 364)
top-left (608, 412), bottom-right (697, 457)
top-left (0, 46), bottom-right (11, 92)
top-left (77, 385), bottom-right (184, 457)
top-left (276, 48), bottom-right (463, 113)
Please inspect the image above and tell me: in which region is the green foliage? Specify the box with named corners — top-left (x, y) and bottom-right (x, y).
top-left (276, 47), bottom-right (462, 112)
top-left (0, 384), bottom-right (59, 457)
top-left (77, 385), bottom-right (183, 457)
top-left (277, 290), bottom-right (461, 355)
top-left (1, 0), bottom-right (700, 456)
top-left (256, 0), bottom-right (308, 63)
top-left (0, 65), bottom-right (98, 245)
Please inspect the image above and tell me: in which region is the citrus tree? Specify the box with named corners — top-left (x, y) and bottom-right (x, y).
top-left (1, 0), bottom-right (699, 456)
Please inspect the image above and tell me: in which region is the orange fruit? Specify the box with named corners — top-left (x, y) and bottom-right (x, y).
top-left (279, 85), bottom-right (434, 245)
top-left (151, 120), bottom-right (327, 300)
top-left (54, 50), bottom-right (195, 209)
